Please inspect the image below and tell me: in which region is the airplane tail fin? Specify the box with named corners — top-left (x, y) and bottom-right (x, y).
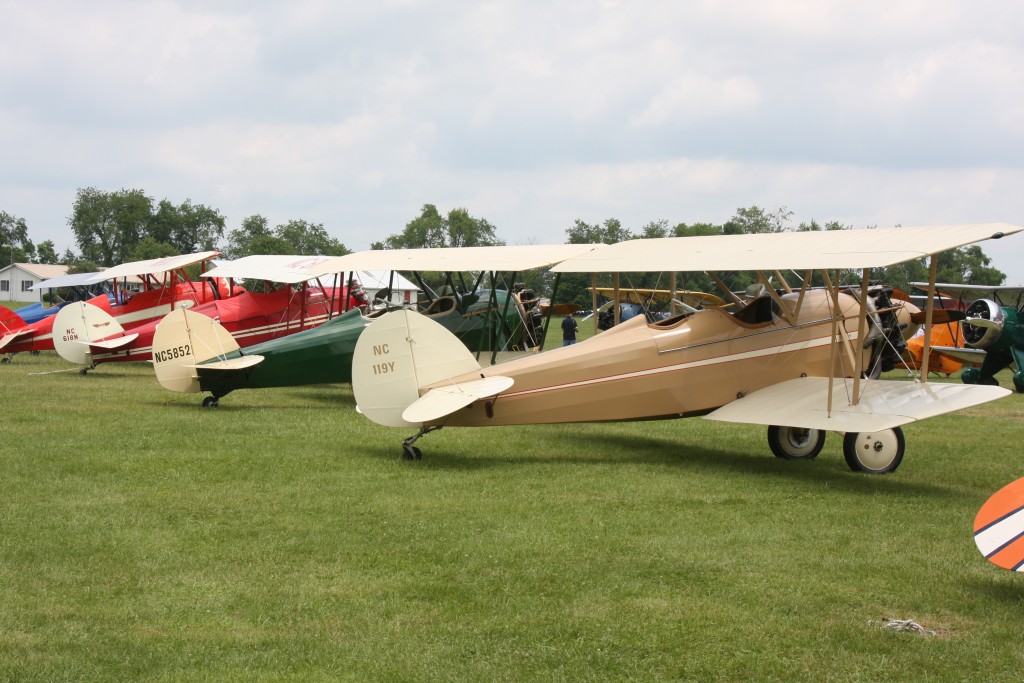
top-left (52, 302), bottom-right (136, 365)
top-left (0, 305), bottom-right (27, 334)
top-left (0, 306), bottom-right (29, 350)
top-left (352, 308), bottom-right (489, 427)
top-left (152, 308), bottom-right (242, 393)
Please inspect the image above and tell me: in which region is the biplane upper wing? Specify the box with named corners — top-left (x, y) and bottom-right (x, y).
top-left (88, 251), bottom-right (221, 282)
top-left (202, 254), bottom-right (341, 284)
top-left (705, 376), bottom-right (1010, 432)
top-left (313, 243), bottom-right (606, 274)
top-left (552, 224), bottom-right (1021, 273)
top-left (30, 272), bottom-right (104, 290)
top-left (908, 282), bottom-right (1024, 296)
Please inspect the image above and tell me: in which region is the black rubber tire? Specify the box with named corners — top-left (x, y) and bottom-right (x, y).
top-left (202, 396), bottom-right (219, 408)
top-left (843, 427), bottom-right (905, 474)
top-left (767, 425), bottom-right (825, 460)
top-left (402, 444), bottom-right (422, 461)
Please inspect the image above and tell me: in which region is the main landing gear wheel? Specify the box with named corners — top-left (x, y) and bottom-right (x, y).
top-left (843, 427), bottom-right (905, 474)
top-left (767, 425), bottom-right (825, 460)
top-left (0, 357), bottom-right (10, 365)
top-left (202, 396), bottom-right (219, 408)
top-left (402, 444), bottom-right (422, 460)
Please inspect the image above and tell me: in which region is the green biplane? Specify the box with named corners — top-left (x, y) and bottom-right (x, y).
top-left (152, 245), bottom-right (601, 406)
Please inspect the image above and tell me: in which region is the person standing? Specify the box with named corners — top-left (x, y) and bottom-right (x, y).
top-left (561, 311), bottom-right (579, 346)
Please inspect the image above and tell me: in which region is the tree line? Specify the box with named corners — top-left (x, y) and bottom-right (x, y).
top-left (1, 189), bottom-right (1006, 307)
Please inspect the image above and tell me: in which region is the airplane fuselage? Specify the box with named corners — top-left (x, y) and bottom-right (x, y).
top-left (431, 289), bottom-right (867, 427)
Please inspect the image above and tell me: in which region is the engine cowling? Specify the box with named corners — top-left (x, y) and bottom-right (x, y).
top-left (963, 298), bottom-right (1005, 350)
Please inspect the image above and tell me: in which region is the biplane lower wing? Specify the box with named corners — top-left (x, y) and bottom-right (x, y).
top-left (186, 355), bottom-right (265, 372)
top-left (930, 346), bottom-right (988, 366)
top-left (705, 376), bottom-right (1010, 432)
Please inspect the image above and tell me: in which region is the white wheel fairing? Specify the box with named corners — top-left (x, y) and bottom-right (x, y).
top-left (843, 428), bottom-right (905, 474)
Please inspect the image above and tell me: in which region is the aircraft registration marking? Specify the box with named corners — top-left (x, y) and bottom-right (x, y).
top-left (370, 342), bottom-right (396, 375)
top-left (154, 344), bottom-right (192, 364)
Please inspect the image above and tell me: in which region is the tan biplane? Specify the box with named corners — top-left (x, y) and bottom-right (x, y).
top-left (352, 225), bottom-right (1020, 473)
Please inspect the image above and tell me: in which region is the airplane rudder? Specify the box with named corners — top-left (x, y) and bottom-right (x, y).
top-left (52, 302), bottom-right (122, 364)
top-left (152, 308), bottom-right (221, 393)
top-left (352, 309), bottom-right (424, 427)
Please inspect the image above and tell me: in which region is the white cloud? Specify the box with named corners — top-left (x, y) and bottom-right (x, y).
top-left (0, 0), bottom-right (1021, 282)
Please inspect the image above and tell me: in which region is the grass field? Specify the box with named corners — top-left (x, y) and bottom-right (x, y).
top-left (2, 337), bottom-right (1024, 680)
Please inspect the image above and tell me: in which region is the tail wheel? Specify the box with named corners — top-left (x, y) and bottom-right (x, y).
top-left (767, 425), bottom-right (825, 460)
top-left (843, 427), bottom-right (905, 474)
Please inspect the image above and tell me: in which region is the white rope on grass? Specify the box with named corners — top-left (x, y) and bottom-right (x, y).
top-left (882, 618), bottom-right (937, 636)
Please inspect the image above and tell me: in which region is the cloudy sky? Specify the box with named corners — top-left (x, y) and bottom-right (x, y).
top-left (3, 1), bottom-right (1023, 281)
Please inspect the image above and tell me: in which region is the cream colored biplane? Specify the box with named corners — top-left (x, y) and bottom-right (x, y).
top-left (352, 224), bottom-right (1021, 473)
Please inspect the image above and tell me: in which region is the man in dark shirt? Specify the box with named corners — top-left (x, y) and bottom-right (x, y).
top-left (561, 312), bottom-right (579, 346)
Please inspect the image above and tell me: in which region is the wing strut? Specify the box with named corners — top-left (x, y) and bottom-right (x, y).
top-left (851, 268), bottom-right (870, 405)
top-left (921, 254), bottom-right (938, 385)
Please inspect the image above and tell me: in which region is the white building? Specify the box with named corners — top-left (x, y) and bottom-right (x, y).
top-left (0, 263), bottom-right (68, 303)
top-left (355, 270), bottom-right (419, 306)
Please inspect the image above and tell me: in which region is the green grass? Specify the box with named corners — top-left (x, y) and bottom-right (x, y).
top-left (1, 351), bottom-right (1023, 681)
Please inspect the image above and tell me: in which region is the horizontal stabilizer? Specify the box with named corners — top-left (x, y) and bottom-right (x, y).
top-left (87, 333), bottom-right (139, 350)
top-left (706, 376), bottom-right (1009, 432)
top-left (0, 329), bottom-right (32, 350)
top-left (186, 355), bottom-right (265, 372)
top-left (931, 346), bottom-right (987, 365)
top-left (402, 376), bottom-right (515, 424)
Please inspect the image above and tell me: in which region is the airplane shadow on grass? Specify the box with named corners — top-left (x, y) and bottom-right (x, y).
top-left (965, 574), bottom-right (1024, 603)
top-left (371, 424), bottom-right (958, 499)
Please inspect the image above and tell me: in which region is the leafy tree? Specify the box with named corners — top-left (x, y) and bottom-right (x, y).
top-left (66, 259), bottom-right (101, 275)
top-left (69, 187), bottom-right (153, 266)
top-left (223, 214), bottom-right (349, 259)
top-left (276, 219), bottom-right (350, 256)
top-left (673, 222), bottom-right (721, 237)
top-left (558, 219), bottom-right (631, 309)
top-left (127, 236), bottom-right (178, 262)
top-left (876, 244), bottom-right (1005, 291)
top-left (1, 211), bottom-right (35, 266)
top-left (723, 205), bottom-right (793, 234)
top-left (797, 219), bottom-right (848, 232)
top-left (372, 204), bottom-right (504, 250)
top-left (636, 220), bottom-right (669, 239)
top-left (70, 188), bottom-right (228, 266)
top-left (565, 218), bottom-right (632, 245)
top-left (151, 199), bottom-right (226, 254)
top-left (35, 240), bottom-right (58, 264)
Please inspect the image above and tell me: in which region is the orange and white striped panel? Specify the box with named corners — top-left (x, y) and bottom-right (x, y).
top-left (974, 477), bottom-right (1024, 572)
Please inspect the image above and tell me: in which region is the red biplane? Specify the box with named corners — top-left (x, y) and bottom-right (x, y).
top-left (50, 255), bottom-right (368, 372)
top-left (2, 251), bottom-right (235, 364)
